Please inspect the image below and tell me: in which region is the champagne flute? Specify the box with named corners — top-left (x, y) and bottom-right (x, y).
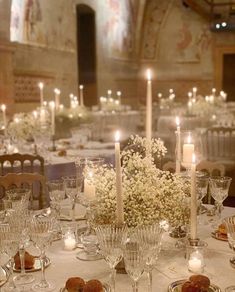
top-left (123, 241), bottom-right (145, 292)
top-left (30, 214), bottom-right (55, 292)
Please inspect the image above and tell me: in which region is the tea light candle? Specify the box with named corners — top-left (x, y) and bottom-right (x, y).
top-left (38, 82), bottom-right (44, 107)
top-left (188, 250), bottom-right (204, 273)
top-left (64, 234), bottom-right (76, 250)
top-left (146, 69), bottom-right (152, 143)
top-left (79, 85), bottom-right (84, 106)
top-left (183, 134), bottom-right (194, 165)
top-left (115, 130), bottom-right (124, 225)
top-left (175, 116), bottom-right (181, 173)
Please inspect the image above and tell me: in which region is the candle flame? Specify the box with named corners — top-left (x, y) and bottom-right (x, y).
top-left (146, 69), bottom-right (151, 81)
top-left (192, 87), bottom-right (197, 92)
top-left (38, 82), bottom-right (44, 89)
top-left (187, 134), bottom-right (192, 144)
top-left (117, 91), bottom-right (121, 96)
top-left (107, 89), bottom-right (112, 95)
top-left (79, 85), bottom-right (84, 90)
top-left (169, 88), bottom-right (174, 94)
top-left (115, 130), bottom-right (120, 142)
top-left (212, 88), bottom-right (216, 93)
top-left (88, 171), bottom-right (93, 179)
top-left (188, 92), bottom-right (192, 98)
top-left (1, 104), bottom-right (6, 111)
top-left (54, 88), bottom-right (60, 94)
top-left (175, 116), bottom-right (180, 127)
top-left (158, 93), bottom-right (162, 98)
top-left (188, 101), bottom-right (192, 107)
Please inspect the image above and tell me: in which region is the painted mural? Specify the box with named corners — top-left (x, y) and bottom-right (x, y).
top-left (10, 0), bottom-right (76, 52)
top-left (102, 0), bottom-right (139, 59)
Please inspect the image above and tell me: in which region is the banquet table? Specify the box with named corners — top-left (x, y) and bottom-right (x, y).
top-left (9, 206), bottom-right (235, 292)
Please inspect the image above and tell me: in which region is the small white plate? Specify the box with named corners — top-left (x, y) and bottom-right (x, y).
top-left (60, 282), bottom-right (111, 292)
top-left (13, 256), bottom-right (51, 273)
top-left (168, 279), bottom-right (221, 292)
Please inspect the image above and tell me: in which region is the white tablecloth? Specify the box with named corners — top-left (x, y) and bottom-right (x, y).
top-left (15, 207), bottom-right (235, 291)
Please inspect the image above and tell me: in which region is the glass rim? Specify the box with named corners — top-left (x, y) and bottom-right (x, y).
top-left (209, 176), bottom-right (232, 181)
top-left (75, 157), bottom-right (104, 165)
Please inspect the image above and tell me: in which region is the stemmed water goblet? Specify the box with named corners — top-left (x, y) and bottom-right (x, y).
top-left (47, 179), bottom-right (66, 220)
top-left (0, 224), bottom-right (21, 292)
top-left (8, 209), bottom-right (34, 286)
top-left (196, 175), bottom-right (209, 222)
top-left (95, 224), bottom-right (127, 292)
top-left (223, 216), bottom-right (235, 292)
top-left (209, 176), bottom-right (232, 226)
top-left (123, 240), bottom-right (145, 292)
top-left (30, 213), bottom-right (55, 292)
top-left (134, 223), bottom-right (163, 292)
top-left (63, 175), bottom-right (83, 222)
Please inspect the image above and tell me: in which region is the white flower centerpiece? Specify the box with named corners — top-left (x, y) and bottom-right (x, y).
top-left (7, 112), bottom-right (49, 142)
top-left (90, 135), bottom-right (190, 228)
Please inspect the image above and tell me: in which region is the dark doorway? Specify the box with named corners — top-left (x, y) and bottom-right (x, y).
top-left (76, 5), bottom-right (97, 106)
top-left (223, 54), bottom-right (235, 101)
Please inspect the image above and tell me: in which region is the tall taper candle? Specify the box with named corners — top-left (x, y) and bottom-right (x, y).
top-left (49, 101), bottom-right (55, 136)
top-left (115, 131), bottom-right (124, 225)
top-left (54, 88), bottom-right (60, 110)
top-left (79, 85), bottom-right (84, 106)
top-left (117, 91), bottom-right (122, 104)
top-left (175, 116), bottom-right (181, 173)
top-left (190, 153), bottom-right (197, 240)
top-left (1, 104), bottom-right (6, 135)
top-left (146, 69), bottom-right (152, 143)
top-left (38, 82), bottom-right (44, 107)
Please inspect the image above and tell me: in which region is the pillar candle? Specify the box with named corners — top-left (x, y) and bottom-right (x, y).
top-left (84, 172), bottom-right (96, 201)
top-left (115, 131), bottom-right (124, 225)
top-left (54, 88), bottom-right (60, 110)
top-left (190, 153), bottom-right (197, 240)
top-left (49, 101), bottom-right (55, 136)
top-left (146, 69), bottom-right (152, 143)
top-left (183, 134), bottom-right (195, 165)
top-left (1, 104), bottom-right (6, 135)
top-left (79, 85), bottom-right (84, 106)
top-left (175, 116), bottom-right (181, 173)
top-left (38, 82), bottom-right (44, 107)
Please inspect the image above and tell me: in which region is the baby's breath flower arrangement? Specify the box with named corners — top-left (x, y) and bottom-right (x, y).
top-left (56, 106), bottom-right (91, 128)
top-left (7, 112), bottom-right (48, 141)
top-left (91, 136), bottom-right (189, 228)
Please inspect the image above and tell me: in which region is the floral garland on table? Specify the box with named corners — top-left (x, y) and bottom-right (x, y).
top-left (90, 135), bottom-right (190, 228)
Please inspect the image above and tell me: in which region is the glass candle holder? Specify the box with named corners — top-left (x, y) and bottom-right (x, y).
top-left (61, 222), bottom-right (77, 251)
top-left (187, 244), bottom-right (205, 273)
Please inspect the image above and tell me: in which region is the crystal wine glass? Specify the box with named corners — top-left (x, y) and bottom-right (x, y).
top-left (209, 176), bottom-right (232, 225)
top-left (63, 175), bottom-right (83, 222)
top-left (0, 224), bottom-right (21, 292)
top-left (47, 179), bottom-right (66, 219)
top-left (8, 209), bottom-right (34, 285)
top-left (95, 224), bottom-right (127, 292)
top-left (30, 213), bottom-right (55, 292)
top-left (123, 241), bottom-right (145, 292)
top-left (134, 224), bottom-right (163, 292)
top-left (224, 216), bottom-right (235, 292)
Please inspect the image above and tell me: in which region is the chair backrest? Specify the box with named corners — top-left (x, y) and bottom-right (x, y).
top-left (0, 172), bottom-right (47, 209)
top-left (201, 127), bottom-right (235, 161)
top-left (0, 153), bottom-right (44, 176)
top-left (197, 160), bottom-right (225, 177)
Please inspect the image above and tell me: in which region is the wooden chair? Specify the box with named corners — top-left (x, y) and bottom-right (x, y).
top-left (0, 172), bottom-right (47, 209)
top-left (0, 153), bottom-right (44, 176)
